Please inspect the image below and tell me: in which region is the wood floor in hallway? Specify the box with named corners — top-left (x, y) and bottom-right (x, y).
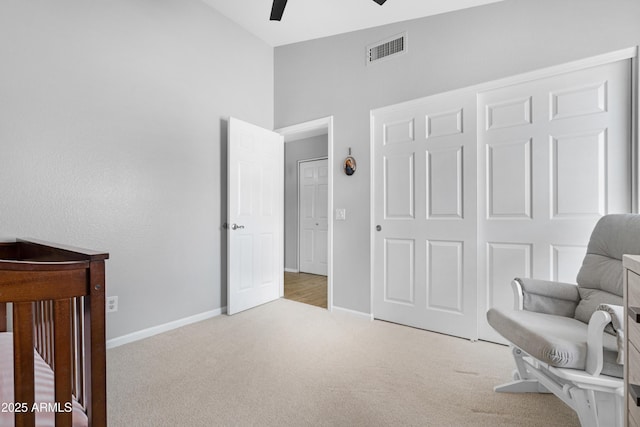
top-left (284, 272), bottom-right (327, 309)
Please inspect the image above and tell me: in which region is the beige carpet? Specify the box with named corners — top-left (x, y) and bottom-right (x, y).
top-left (107, 299), bottom-right (579, 426)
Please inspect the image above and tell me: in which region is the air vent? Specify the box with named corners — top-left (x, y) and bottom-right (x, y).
top-left (367, 33), bottom-right (407, 65)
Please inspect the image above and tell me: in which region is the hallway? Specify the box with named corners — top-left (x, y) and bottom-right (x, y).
top-left (283, 272), bottom-right (327, 309)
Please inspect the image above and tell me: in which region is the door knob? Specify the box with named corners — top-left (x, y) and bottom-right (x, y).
top-left (231, 223), bottom-right (245, 230)
top-left (376, 225), bottom-right (382, 231)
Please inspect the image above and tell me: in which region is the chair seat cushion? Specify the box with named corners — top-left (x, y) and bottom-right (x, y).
top-left (487, 308), bottom-right (622, 378)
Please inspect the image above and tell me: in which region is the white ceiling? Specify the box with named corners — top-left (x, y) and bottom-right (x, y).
top-left (201, 0), bottom-right (505, 47)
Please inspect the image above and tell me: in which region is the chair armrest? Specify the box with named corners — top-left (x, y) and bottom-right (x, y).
top-left (585, 309), bottom-right (615, 376)
top-left (595, 303), bottom-right (625, 364)
top-left (513, 278), bottom-right (580, 317)
top-left (597, 303), bottom-right (624, 332)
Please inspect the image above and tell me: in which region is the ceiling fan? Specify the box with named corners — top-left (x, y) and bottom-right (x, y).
top-left (270, 0), bottom-right (388, 21)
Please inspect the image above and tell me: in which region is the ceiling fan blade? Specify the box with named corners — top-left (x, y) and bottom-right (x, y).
top-left (372, 0), bottom-right (387, 4)
top-left (270, 0), bottom-right (288, 21)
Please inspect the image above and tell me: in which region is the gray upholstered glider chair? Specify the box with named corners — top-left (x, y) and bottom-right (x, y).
top-left (487, 214), bottom-right (640, 427)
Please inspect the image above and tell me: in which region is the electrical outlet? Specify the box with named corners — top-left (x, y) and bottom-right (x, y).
top-left (335, 208), bottom-right (346, 221)
top-left (106, 296), bottom-right (118, 313)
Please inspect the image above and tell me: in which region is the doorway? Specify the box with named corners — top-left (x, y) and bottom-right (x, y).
top-left (283, 271), bottom-right (327, 308)
top-left (276, 117), bottom-right (334, 310)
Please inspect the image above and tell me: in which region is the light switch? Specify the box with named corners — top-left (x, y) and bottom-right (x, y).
top-left (335, 208), bottom-right (346, 221)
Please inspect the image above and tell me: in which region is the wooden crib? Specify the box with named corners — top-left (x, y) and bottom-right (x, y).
top-left (0, 239), bottom-right (108, 427)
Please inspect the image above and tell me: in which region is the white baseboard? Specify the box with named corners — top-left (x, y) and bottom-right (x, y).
top-left (106, 307), bottom-right (227, 349)
top-left (331, 305), bottom-right (373, 321)
top-left (284, 268), bottom-right (299, 273)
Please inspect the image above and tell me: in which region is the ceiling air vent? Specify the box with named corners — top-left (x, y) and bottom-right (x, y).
top-left (367, 32), bottom-right (407, 65)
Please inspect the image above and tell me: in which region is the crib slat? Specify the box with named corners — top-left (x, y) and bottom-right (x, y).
top-left (38, 301), bottom-right (45, 362)
top-left (13, 302), bottom-right (35, 427)
top-left (34, 302), bottom-right (40, 355)
top-left (42, 301), bottom-right (50, 367)
top-left (41, 301), bottom-right (46, 361)
top-left (54, 299), bottom-right (73, 427)
top-left (0, 302), bottom-right (6, 332)
top-left (73, 297), bottom-right (85, 407)
top-left (47, 300), bottom-right (54, 368)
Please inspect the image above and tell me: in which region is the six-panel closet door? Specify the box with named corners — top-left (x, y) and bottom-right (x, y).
top-left (477, 59), bottom-right (632, 342)
top-left (372, 90), bottom-right (478, 339)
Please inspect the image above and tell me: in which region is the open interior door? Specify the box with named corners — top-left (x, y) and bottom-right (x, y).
top-left (227, 117), bottom-right (284, 315)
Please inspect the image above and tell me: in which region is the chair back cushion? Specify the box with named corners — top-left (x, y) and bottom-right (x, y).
top-left (574, 214), bottom-right (640, 323)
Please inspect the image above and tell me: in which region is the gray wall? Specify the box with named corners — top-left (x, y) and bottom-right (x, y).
top-left (0, 0), bottom-right (274, 339)
top-left (274, 0), bottom-right (640, 313)
top-left (284, 135), bottom-right (328, 270)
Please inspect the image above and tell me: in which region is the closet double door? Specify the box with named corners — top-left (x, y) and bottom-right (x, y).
top-left (372, 58), bottom-right (632, 341)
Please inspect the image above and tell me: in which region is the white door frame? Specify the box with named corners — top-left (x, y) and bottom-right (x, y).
top-left (276, 116), bottom-right (334, 311)
top-left (298, 157), bottom-right (329, 276)
top-left (369, 46), bottom-right (639, 336)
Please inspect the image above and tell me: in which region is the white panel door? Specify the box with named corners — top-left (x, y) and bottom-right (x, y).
top-left (477, 59), bottom-right (632, 342)
top-left (227, 117), bottom-right (284, 315)
top-left (299, 159), bottom-right (328, 276)
top-left (372, 90), bottom-right (478, 340)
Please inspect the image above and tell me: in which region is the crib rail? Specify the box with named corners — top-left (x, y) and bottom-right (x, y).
top-left (0, 239), bottom-right (108, 427)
